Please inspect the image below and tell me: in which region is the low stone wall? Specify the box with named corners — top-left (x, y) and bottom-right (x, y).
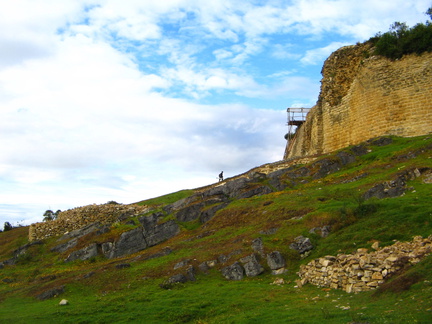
top-left (298, 236), bottom-right (432, 293)
top-left (29, 203), bottom-right (150, 241)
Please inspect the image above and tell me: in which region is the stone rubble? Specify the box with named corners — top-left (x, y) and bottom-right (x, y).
top-left (29, 203), bottom-right (150, 241)
top-left (298, 235), bottom-right (432, 293)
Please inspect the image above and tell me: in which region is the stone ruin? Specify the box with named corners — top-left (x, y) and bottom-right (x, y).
top-left (298, 235), bottom-right (432, 293)
top-left (29, 203), bottom-right (150, 241)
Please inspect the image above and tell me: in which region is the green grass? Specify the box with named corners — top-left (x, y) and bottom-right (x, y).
top-left (135, 189), bottom-right (195, 207)
top-left (1, 135), bottom-right (432, 323)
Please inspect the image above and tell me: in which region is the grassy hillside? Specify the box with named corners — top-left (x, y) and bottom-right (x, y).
top-left (1, 135), bottom-right (432, 323)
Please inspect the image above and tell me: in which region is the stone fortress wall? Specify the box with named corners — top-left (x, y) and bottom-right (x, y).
top-left (29, 203), bottom-right (149, 241)
top-left (285, 44), bottom-right (432, 159)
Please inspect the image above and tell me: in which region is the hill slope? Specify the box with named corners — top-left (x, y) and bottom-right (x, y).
top-left (1, 134), bottom-right (432, 323)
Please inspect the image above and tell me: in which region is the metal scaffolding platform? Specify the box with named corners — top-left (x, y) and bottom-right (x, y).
top-left (284, 107), bottom-right (311, 157)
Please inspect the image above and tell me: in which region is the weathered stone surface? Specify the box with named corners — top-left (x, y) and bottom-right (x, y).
top-left (175, 202), bottom-right (205, 222)
top-left (285, 45), bottom-right (432, 160)
top-left (237, 185), bottom-right (273, 199)
top-left (142, 247), bottom-right (173, 260)
top-left (309, 226), bottom-right (331, 238)
top-left (168, 273), bottom-right (188, 284)
top-left (51, 238), bottom-right (78, 253)
top-left (290, 236), bottom-right (314, 254)
top-left (299, 236), bottom-right (432, 293)
top-left (336, 151), bottom-right (357, 166)
top-left (241, 254), bottom-right (264, 277)
top-left (200, 202), bottom-right (229, 223)
top-left (109, 228), bottom-right (147, 258)
top-left (251, 238), bottom-right (264, 256)
top-left (174, 259), bottom-right (190, 270)
top-left (198, 262), bottom-right (209, 273)
top-left (36, 285), bottom-right (65, 300)
top-left (186, 265), bottom-right (196, 282)
top-left (115, 263), bottom-right (131, 269)
top-left (29, 203), bottom-right (149, 241)
top-left (145, 220), bottom-right (180, 247)
top-left (221, 262), bottom-right (245, 281)
top-left (311, 159), bottom-right (341, 179)
top-left (58, 222), bottom-right (102, 241)
top-left (267, 251), bottom-right (286, 270)
top-left (65, 243), bottom-right (98, 262)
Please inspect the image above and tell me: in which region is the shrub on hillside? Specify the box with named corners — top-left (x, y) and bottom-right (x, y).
top-left (372, 7), bottom-right (432, 59)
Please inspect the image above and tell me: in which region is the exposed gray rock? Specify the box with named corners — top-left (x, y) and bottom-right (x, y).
top-left (218, 254), bottom-right (228, 264)
top-left (241, 254), bottom-right (264, 277)
top-left (138, 213), bottom-right (160, 229)
top-left (175, 202), bottom-right (205, 222)
top-left (200, 202), bottom-right (229, 223)
top-left (115, 263), bottom-right (131, 269)
top-left (309, 225), bottom-right (331, 238)
top-left (144, 220), bottom-right (180, 247)
top-left (259, 228), bottom-right (278, 235)
top-left (289, 236), bottom-right (314, 254)
top-left (174, 259), bottom-right (190, 270)
top-left (221, 262), bottom-right (245, 281)
top-left (36, 285), bottom-right (65, 300)
top-left (369, 136), bottom-right (393, 146)
top-left (350, 144), bottom-right (368, 156)
top-left (109, 227), bottom-right (147, 258)
top-left (168, 273), bottom-right (188, 284)
top-left (186, 265), bottom-right (196, 281)
top-left (312, 159), bottom-right (341, 179)
top-left (336, 151), bottom-right (356, 166)
top-left (13, 240), bottom-right (43, 258)
top-left (51, 238), bottom-right (78, 253)
top-left (65, 243), bottom-right (98, 262)
top-left (58, 222), bottom-right (102, 241)
top-left (83, 272), bottom-right (95, 279)
top-left (237, 185), bottom-right (273, 199)
top-left (363, 175), bottom-right (406, 200)
top-left (101, 242), bottom-right (114, 257)
top-left (142, 247), bottom-right (173, 260)
top-left (251, 237), bottom-right (264, 256)
top-left (267, 251), bottom-right (286, 270)
top-left (198, 262), bottom-right (210, 273)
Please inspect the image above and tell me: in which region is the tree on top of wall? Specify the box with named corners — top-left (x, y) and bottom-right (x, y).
top-left (372, 7), bottom-right (432, 59)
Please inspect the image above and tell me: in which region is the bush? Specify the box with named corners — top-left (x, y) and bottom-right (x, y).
top-left (372, 8), bottom-right (432, 59)
top-left (3, 222), bottom-right (13, 231)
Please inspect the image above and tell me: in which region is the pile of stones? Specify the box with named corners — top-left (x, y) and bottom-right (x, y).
top-left (298, 236), bottom-right (432, 293)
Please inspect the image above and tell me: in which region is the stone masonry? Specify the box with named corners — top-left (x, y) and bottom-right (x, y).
top-left (29, 203), bottom-right (149, 241)
top-left (285, 44), bottom-right (432, 159)
top-left (298, 236), bottom-right (432, 293)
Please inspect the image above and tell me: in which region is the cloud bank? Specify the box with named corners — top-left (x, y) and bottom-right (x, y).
top-left (0, 0), bottom-right (429, 226)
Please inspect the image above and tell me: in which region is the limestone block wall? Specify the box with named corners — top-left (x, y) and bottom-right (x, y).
top-left (29, 203), bottom-right (149, 241)
top-left (285, 45), bottom-right (432, 159)
top-left (298, 236), bottom-right (432, 293)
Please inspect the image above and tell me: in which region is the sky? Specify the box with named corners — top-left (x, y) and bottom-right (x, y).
top-left (1, 0), bottom-right (430, 227)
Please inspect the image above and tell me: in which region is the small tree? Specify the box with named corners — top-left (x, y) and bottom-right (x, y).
top-left (426, 7), bottom-right (432, 20)
top-left (43, 210), bottom-right (55, 222)
top-left (3, 222), bottom-right (13, 231)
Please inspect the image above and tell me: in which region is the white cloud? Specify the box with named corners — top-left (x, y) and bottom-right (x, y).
top-left (301, 42), bottom-right (350, 65)
top-left (1, 0), bottom-right (430, 227)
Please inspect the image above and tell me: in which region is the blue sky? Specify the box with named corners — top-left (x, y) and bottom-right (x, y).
top-left (0, 0), bottom-right (430, 227)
